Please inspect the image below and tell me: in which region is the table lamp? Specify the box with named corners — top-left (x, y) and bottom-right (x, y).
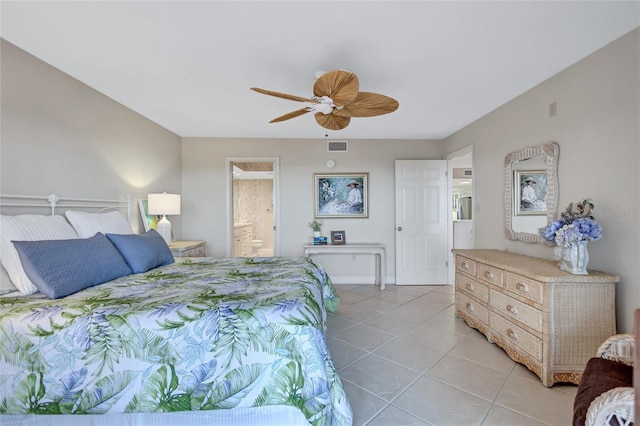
top-left (147, 192), bottom-right (181, 245)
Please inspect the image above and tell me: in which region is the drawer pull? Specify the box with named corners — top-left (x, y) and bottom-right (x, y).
top-left (506, 329), bottom-right (518, 340)
top-left (461, 262), bottom-right (469, 269)
top-left (465, 302), bottom-right (474, 312)
top-left (484, 271), bottom-right (494, 279)
top-left (506, 304), bottom-right (518, 315)
top-left (466, 283), bottom-right (475, 291)
top-left (516, 283), bottom-right (529, 293)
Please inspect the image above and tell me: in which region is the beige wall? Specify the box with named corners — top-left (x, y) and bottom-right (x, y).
top-left (444, 28), bottom-right (640, 333)
top-left (4, 27), bottom-right (637, 332)
top-left (181, 138), bottom-right (442, 281)
top-left (0, 40), bottom-right (182, 234)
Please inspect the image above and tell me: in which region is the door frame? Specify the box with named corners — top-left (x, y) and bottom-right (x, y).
top-left (446, 145), bottom-right (474, 284)
top-left (225, 157), bottom-right (280, 257)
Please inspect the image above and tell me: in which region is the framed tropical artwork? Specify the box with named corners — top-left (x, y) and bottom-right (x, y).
top-left (314, 173), bottom-right (368, 218)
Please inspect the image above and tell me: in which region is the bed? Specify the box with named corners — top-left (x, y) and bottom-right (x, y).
top-left (0, 194), bottom-right (352, 426)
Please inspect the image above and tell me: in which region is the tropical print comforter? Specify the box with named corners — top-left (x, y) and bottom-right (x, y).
top-left (0, 257), bottom-right (352, 425)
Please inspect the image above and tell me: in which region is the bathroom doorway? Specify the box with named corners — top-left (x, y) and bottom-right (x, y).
top-left (226, 157), bottom-right (279, 257)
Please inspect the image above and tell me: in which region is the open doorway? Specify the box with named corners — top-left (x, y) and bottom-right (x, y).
top-left (226, 158), bottom-right (279, 257)
top-left (446, 146), bottom-right (474, 284)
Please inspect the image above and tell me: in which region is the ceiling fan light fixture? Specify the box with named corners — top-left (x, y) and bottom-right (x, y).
top-left (310, 103), bottom-right (333, 115)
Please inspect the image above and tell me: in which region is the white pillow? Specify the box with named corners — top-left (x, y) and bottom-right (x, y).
top-left (0, 264), bottom-right (17, 294)
top-left (0, 214), bottom-right (79, 294)
top-left (65, 210), bottom-right (133, 238)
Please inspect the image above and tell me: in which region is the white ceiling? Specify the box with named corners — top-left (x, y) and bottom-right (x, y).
top-left (2, 1), bottom-right (639, 140)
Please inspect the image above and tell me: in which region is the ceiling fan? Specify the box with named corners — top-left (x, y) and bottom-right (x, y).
top-left (250, 69), bottom-right (399, 130)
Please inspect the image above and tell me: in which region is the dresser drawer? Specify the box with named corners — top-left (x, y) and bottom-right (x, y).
top-left (456, 256), bottom-right (476, 276)
top-left (477, 263), bottom-right (503, 287)
top-left (456, 273), bottom-right (488, 302)
top-left (491, 290), bottom-right (543, 333)
top-left (506, 273), bottom-right (543, 304)
top-left (491, 312), bottom-right (543, 361)
top-left (457, 291), bottom-right (489, 325)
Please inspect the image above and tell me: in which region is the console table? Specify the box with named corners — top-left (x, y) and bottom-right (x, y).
top-left (303, 243), bottom-right (386, 290)
top-left (453, 249), bottom-right (619, 387)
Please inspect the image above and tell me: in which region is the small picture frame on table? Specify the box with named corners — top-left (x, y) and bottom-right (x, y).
top-left (331, 231), bottom-right (346, 245)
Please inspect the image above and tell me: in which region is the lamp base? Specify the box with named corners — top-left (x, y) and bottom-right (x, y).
top-left (157, 215), bottom-right (172, 246)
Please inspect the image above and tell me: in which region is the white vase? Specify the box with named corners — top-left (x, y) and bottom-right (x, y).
top-left (313, 231), bottom-right (321, 238)
top-left (557, 240), bottom-right (590, 275)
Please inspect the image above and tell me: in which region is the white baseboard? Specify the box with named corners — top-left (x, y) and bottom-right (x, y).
top-left (328, 276), bottom-right (396, 285)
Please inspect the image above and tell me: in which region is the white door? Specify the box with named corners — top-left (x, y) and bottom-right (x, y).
top-left (395, 160), bottom-right (448, 285)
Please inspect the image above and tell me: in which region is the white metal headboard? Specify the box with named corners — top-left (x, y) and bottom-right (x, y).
top-left (0, 194), bottom-right (132, 223)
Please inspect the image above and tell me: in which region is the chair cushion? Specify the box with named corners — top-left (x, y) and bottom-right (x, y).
top-left (573, 357), bottom-right (633, 426)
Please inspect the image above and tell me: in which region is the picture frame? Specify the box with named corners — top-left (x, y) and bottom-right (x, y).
top-left (331, 230), bottom-right (346, 245)
top-left (514, 170), bottom-right (548, 216)
top-left (314, 173), bottom-right (368, 218)
top-left (138, 199), bottom-right (158, 232)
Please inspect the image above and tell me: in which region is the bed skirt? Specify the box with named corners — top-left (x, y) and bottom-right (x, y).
top-left (0, 405), bottom-right (311, 426)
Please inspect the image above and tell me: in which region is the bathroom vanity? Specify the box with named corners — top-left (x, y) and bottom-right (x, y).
top-left (233, 223), bottom-right (253, 257)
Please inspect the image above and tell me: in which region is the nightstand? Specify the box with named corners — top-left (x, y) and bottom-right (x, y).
top-left (169, 240), bottom-right (206, 257)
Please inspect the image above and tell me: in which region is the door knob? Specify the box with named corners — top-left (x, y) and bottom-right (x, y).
top-left (397, 226), bottom-right (403, 231)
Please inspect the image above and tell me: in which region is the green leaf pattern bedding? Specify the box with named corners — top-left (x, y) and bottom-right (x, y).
top-left (0, 257), bottom-right (352, 425)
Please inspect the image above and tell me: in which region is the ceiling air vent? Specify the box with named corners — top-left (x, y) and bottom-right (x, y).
top-left (327, 140), bottom-right (348, 152)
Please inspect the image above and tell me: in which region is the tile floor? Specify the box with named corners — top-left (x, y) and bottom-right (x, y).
top-left (326, 284), bottom-right (577, 426)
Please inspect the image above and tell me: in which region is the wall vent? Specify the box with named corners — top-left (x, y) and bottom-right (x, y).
top-left (453, 168), bottom-right (473, 178)
top-left (327, 140), bottom-right (348, 152)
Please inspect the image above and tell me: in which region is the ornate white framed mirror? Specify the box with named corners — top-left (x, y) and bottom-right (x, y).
top-left (504, 142), bottom-right (559, 244)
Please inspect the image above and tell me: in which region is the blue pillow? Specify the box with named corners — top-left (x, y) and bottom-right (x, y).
top-left (13, 233), bottom-right (133, 299)
top-left (106, 229), bottom-right (174, 274)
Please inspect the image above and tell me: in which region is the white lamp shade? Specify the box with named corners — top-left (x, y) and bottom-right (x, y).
top-left (147, 193), bottom-right (181, 216)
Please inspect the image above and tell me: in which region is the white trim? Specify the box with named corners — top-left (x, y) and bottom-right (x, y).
top-left (225, 157), bottom-right (280, 257)
top-left (445, 145), bottom-right (475, 285)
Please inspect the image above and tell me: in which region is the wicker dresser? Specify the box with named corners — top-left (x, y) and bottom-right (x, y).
top-left (453, 249), bottom-right (619, 387)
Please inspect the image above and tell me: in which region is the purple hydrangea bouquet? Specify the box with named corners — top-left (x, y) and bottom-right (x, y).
top-left (541, 199), bottom-right (602, 247)
top-left (541, 199), bottom-right (602, 272)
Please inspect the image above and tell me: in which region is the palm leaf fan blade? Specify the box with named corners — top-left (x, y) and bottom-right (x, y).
top-left (269, 107), bottom-right (310, 123)
top-left (343, 92), bottom-right (399, 117)
top-left (313, 70), bottom-right (359, 105)
top-left (250, 87), bottom-right (316, 103)
top-left (315, 112), bottom-right (350, 130)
